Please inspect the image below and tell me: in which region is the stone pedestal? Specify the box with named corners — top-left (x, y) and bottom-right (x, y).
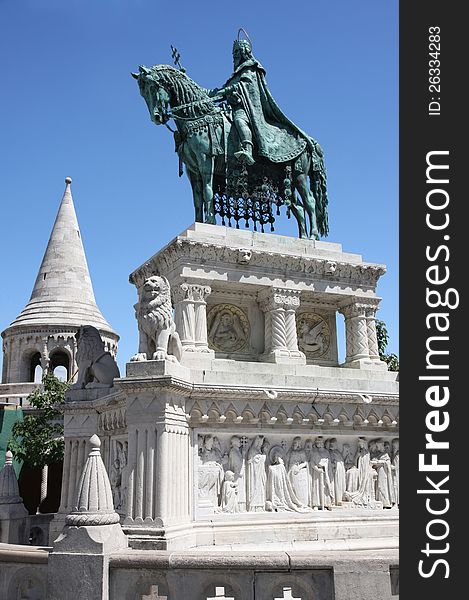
top-left (56, 224), bottom-right (398, 551)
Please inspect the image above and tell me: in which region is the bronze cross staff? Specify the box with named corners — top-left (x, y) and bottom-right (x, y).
top-left (170, 45), bottom-right (186, 73)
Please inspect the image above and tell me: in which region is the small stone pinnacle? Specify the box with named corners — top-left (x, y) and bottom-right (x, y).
top-left (89, 434), bottom-right (101, 449)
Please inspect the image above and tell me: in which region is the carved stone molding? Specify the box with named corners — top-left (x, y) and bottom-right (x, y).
top-left (129, 238), bottom-right (386, 292)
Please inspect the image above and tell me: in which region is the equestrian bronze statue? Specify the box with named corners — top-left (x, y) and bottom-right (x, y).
top-left (132, 32), bottom-right (329, 239)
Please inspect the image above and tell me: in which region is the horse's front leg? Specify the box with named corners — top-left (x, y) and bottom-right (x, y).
top-left (199, 154), bottom-right (216, 225)
top-left (187, 170), bottom-right (204, 223)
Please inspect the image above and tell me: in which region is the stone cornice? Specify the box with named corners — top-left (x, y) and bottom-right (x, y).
top-left (114, 375), bottom-right (398, 406)
top-left (2, 324), bottom-right (119, 342)
top-left (129, 238), bottom-right (386, 291)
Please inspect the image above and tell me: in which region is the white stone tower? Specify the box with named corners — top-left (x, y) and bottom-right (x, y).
top-left (1, 177), bottom-right (118, 387)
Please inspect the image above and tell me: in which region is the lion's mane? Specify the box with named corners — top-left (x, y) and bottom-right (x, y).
top-left (76, 325), bottom-right (106, 365)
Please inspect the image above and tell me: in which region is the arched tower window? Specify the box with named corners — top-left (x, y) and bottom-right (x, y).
top-left (29, 352), bottom-right (42, 383)
top-left (49, 351), bottom-right (70, 382)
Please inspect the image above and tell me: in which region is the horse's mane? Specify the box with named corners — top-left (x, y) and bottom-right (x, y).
top-left (148, 65), bottom-right (216, 118)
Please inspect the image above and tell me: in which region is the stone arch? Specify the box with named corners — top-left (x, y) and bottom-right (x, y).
top-left (49, 347), bottom-right (71, 381)
top-left (30, 352), bottom-right (43, 382)
top-left (19, 347), bottom-right (42, 383)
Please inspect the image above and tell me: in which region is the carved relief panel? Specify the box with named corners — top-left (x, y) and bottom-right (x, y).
top-left (296, 309), bottom-right (338, 365)
top-left (193, 432), bottom-right (399, 518)
top-left (208, 304), bottom-right (250, 353)
top-left (206, 290), bottom-right (263, 356)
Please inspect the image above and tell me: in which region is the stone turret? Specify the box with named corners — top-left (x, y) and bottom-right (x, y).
top-left (1, 177), bottom-right (118, 387)
top-left (0, 450), bottom-right (29, 543)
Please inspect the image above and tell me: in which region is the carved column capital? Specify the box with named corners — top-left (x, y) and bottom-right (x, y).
top-left (173, 282), bottom-right (211, 304)
top-left (340, 302), bottom-right (368, 320)
top-left (258, 288), bottom-right (301, 313)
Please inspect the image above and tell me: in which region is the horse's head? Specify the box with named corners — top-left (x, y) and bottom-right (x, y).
top-left (132, 64), bottom-right (173, 125)
top-left (132, 64), bottom-right (215, 124)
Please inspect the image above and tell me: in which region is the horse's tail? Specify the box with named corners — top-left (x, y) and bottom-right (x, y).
top-left (309, 140), bottom-right (329, 237)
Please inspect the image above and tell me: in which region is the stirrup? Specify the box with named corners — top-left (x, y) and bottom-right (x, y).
top-left (234, 149), bottom-right (255, 165)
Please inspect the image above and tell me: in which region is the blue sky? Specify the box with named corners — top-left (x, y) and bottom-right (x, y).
top-left (0, 0), bottom-right (398, 372)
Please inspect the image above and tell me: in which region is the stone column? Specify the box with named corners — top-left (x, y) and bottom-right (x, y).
top-left (154, 421), bottom-right (190, 524)
top-left (40, 337), bottom-right (50, 373)
top-left (365, 305), bottom-right (380, 361)
top-left (124, 424), bottom-right (157, 524)
top-left (340, 300), bottom-right (387, 370)
top-left (124, 391), bottom-right (191, 532)
top-left (174, 283), bottom-right (213, 354)
top-left (259, 288), bottom-right (305, 364)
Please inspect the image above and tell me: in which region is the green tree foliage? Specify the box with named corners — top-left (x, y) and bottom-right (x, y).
top-left (9, 373), bottom-right (67, 468)
top-left (376, 320), bottom-right (399, 372)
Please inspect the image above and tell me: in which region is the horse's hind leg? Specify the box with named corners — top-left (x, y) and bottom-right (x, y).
top-left (289, 200), bottom-right (308, 239)
top-left (199, 155), bottom-right (216, 224)
top-left (296, 173), bottom-right (319, 240)
top-left (187, 170), bottom-right (204, 223)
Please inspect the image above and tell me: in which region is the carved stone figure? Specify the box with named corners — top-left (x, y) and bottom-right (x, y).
top-left (72, 325), bottom-right (120, 389)
top-left (208, 304), bottom-right (249, 353)
top-left (228, 435), bottom-right (246, 511)
top-left (198, 435), bottom-right (225, 509)
top-left (310, 437), bottom-right (333, 509)
top-left (266, 446), bottom-right (310, 512)
top-left (220, 470), bottom-right (239, 513)
top-left (343, 442), bottom-right (359, 493)
top-left (286, 437), bottom-right (310, 506)
top-left (237, 248), bottom-right (252, 264)
top-left (246, 435), bottom-right (267, 512)
top-left (131, 276), bottom-right (183, 362)
top-left (326, 438), bottom-right (346, 506)
top-left (391, 438), bottom-right (399, 507)
top-left (371, 440), bottom-right (395, 508)
top-left (297, 314), bottom-right (330, 357)
top-left (110, 441), bottom-right (128, 512)
top-left (304, 438), bottom-right (313, 462)
top-left (345, 438), bottom-right (377, 508)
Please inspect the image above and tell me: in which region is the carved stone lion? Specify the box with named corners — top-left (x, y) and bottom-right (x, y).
top-left (131, 275), bottom-right (183, 362)
top-left (72, 325), bottom-right (120, 389)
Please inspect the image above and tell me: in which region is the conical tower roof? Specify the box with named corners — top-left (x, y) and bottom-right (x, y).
top-left (8, 177), bottom-right (116, 333)
top-left (66, 435), bottom-right (120, 526)
top-left (0, 451), bottom-right (22, 505)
